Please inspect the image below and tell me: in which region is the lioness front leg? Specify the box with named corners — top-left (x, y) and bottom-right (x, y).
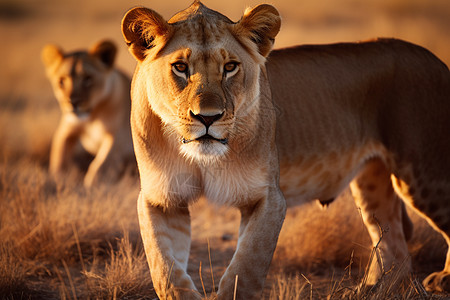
top-left (138, 193), bottom-right (201, 300)
top-left (49, 120), bottom-right (79, 176)
top-left (83, 133), bottom-right (115, 187)
top-left (217, 188), bottom-right (286, 299)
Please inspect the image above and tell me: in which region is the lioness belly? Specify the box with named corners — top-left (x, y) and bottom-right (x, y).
top-left (279, 141), bottom-right (388, 206)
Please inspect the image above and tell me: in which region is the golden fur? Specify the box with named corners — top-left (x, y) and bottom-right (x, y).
top-left (122, 2), bottom-right (450, 299)
top-left (42, 40), bottom-right (134, 187)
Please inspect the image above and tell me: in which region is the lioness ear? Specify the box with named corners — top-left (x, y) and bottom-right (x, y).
top-left (90, 40), bottom-right (117, 68)
top-left (121, 7), bottom-right (172, 62)
top-left (233, 4), bottom-right (281, 58)
top-left (41, 44), bottom-right (64, 68)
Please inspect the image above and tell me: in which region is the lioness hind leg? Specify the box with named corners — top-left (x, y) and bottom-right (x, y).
top-left (422, 237), bottom-right (450, 293)
top-left (350, 158), bottom-right (412, 287)
top-left (392, 175), bottom-right (450, 292)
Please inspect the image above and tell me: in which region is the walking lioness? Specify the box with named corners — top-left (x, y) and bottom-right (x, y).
top-left (121, 2), bottom-right (450, 299)
top-left (42, 40), bottom-right (134, 187)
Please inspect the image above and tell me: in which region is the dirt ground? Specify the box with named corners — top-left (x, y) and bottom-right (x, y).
top-left (1, 0), bottom-right (449, 299)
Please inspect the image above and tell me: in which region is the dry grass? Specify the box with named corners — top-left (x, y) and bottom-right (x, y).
top-left (0, 243), bottom-right (34, 299)
top-left (1, 0), bottom-right (450, 298)
top-left (74, 233), bottom-right (153, 299)
top-left (267, 272), bottom-right (432, 300)
top-left (0, 158), bottom-right (148, 299)
top-left (0, 135), bottom-right (448, 299)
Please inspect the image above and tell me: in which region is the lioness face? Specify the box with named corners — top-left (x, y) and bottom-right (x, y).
top-left (122, 3), bottom-right (280, 164)
top-left (145, 30), bottom-right (262, 163)
top-left (42, 41), bottom-right (117, 117)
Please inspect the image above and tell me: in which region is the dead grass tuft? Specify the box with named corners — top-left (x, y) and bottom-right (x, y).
top-left (0, 242), bottom-right (33, 299)
top-left (269, 274), bottom-right (309, 300)
top-left (77, 233), bottom-right (154, 299)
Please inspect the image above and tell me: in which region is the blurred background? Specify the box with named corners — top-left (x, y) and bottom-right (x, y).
top-left (1, 0), bottom-right (449, 163)
top-left (1, 0), bottom-right (449, 103)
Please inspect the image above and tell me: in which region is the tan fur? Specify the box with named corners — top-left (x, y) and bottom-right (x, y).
top-left (122, 2), bottom-right (450, 298)
top-left (42, 40), bottom-right (134, 187)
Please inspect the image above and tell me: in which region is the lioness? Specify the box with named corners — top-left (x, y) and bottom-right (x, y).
top-left (42, 40), bottom-right (134, 187)
top-left (121, 2), bottom-right (450, 299)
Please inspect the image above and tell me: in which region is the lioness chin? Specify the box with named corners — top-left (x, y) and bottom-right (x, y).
top-left (121, 2), bottom-right (450, 299)
top-left (42, 40), bottom-right (135, 187)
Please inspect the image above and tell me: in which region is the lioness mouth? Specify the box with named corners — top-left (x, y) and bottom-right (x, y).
top-left (182, 134), bottom-right (228, 145)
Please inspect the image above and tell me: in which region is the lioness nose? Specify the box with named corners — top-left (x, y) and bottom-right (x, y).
top-left (190, 111), bottom-right (224, 128)
top-left (70, 97), bottom-right (83, 108)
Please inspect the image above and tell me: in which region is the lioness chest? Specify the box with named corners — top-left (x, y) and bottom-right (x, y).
top-left (79, 119), bottom-right (108, 155)
top-left (199, 164), bottom-right (269, 206)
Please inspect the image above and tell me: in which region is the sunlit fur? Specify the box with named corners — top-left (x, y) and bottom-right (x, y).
top-left (122, 2), bottom-right (450, 299)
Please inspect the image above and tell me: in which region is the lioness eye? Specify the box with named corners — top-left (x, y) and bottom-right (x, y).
top-left (224, 62), bottom-right (238, 73)
top-left (173, 63), bottom-right (188, 73)
top-left (172, 63), bottom-right (189, 79)
top-left (59, 77), bottom-right (65, 88)
top-left (223, 62), bottom-right (239, 79)
top-left (83, 75), bottom-right (93, 87)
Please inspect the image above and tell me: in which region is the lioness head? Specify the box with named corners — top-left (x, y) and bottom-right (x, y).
top-left (122, 2), bottom-right (280, 164)
top-left (41, 40), bottom-right (117, 117)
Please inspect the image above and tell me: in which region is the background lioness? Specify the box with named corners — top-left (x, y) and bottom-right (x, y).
top-left (42, 40), bottom-right (134, 187)
top-left (122, 2), bottom-right (450, 299)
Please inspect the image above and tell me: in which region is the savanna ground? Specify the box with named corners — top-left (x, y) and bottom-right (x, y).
top-left (1, 0), bottom-right (450, 299)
